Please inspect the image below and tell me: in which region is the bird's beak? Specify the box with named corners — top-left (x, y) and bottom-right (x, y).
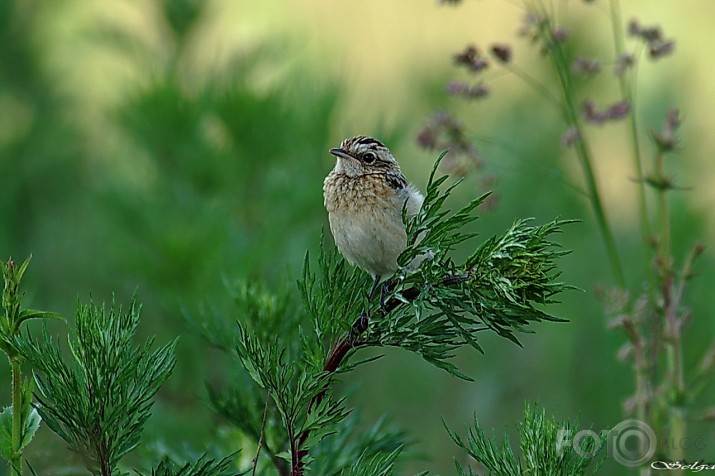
top-left (329, 148), bottom-right (353, 160)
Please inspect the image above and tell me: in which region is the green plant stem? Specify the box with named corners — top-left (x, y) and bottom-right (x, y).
top-left (657, 153), bottom-right (671, 273)
top-left (667, 342), bottom-right (686, 458)
top-left (655, 151), bottom-right (685, 465)
top-left (609, 0), bottom-right (651, 246)
top-left (535, 14), bottom-right (626, 287)
top-left (664, 276), bottom-right (686, 467)
top-left (10, 356), bottom-right (22, 476)
top-left (622, 316), bottom-right (652, 476)
top-left (634, 362), bottom-right (647, 424)
top-left (504, 63), bottom-right (562, 109)
top-left (572, 138), bottom-right (625, 288)
top-left (608, 7), bottom-right (657, 474)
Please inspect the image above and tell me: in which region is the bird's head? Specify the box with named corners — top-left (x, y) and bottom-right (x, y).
top-left (329, 135), bottom-right (400, 177)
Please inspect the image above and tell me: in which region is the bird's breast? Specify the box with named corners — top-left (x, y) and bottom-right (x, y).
top-left (323, 172), bottom-right (409, 276)
top-left (323, 172), bottom-right (401, 213)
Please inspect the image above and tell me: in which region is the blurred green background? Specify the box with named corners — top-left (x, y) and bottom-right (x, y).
top-left (1, 0), bottom-right (714, 473)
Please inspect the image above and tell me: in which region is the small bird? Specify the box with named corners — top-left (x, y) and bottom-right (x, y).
top-left (323, 135), bottom-right (424, 299)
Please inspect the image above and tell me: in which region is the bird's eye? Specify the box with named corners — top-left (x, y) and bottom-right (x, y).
top-left (363, 152), bottom-right (377, 163)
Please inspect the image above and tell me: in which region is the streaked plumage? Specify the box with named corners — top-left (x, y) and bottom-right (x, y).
top-left (323, 136), bottom-right (424, 278)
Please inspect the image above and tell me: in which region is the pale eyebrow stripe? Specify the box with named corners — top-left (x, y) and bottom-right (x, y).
top-left (357, 136), bottom-right (385, 147)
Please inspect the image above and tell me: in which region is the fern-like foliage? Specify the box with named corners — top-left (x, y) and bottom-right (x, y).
top-left (147, 454), bottom-right (240, 476)
top-left (18, 299), bottom-right (177, 476)
top-left (447, 404), bottom-right (605, 476)
top-left (301, 154), bottom-right (573, 379)
top-left (191, 154), bottom-right (576, 475)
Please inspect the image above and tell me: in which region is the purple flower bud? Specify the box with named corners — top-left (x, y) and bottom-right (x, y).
top-left (552, 27), bottom-right (569, 43)
top-left (490, 44), bottom-right (512, 63)
top-left (651, 107), bottom-right (681, 152)
top-left (581, 100), bottom-right (629, 124)
top-left (417, 111), bottom-right (482, 178)
top-left (639, 26), bottom-right (662, 43)
top-left (666, 108), bottom-right (681, 131)
top-left (606, 101), bottom-right (630, 120)
top-left (453, 45), bottom-right (489, 72)
top-left (445, 81), bottom-right (489, 100)
top-left (433, 111), bottom-right (460, 131)
top-left (628, 19), bottom-right (641, 37)
top-left (581, 100), bottom-right (605, 124)
top-left (466, 84), bottom-right (489, 99)
top-left (649, 40), bottom-right (675, 60)
top-left (470, 57), bottom-right (489, 72)
top-left (572, 57), bottom-right (602, 76)
top-left (453, 45), bottom-right (478, 66)
top-left (518, 13), bottom-right (543, 39)
top-left (445, 81), bottom-right (468, 96)
top-left (628, 17), bottom-right (673, 59)
top-left (614, 53), bottom-right (634, 76)
top-left (416, 128), bottom-right (437, 150)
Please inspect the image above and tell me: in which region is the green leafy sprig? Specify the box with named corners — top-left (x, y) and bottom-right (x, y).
top-left (146, 453), bottom-right (240, 476)
top-left (195, 154), bottom-right (574, 475)
top-left (304, 154), bottom-right (573, 381)
top-left (18, 298), bottom-right (177, 476)
top-left (1, 256), bottom-right (62, 476)
top-left (447, 404), bottom-right (605, 476)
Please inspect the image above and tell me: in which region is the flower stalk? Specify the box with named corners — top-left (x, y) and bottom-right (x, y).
top-left (2, 258), bottom-right (25, 476)
top-left (427, 2), bottom-right (704, 473)
top-left (533, 11), bottom-right (626, 287)
top-left (1, 257), bottom-right (62, 476)
top-left (610, 0), bottom-right (651, 248)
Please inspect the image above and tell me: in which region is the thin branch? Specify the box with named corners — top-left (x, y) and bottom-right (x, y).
top-left (252, 390), bottom-right (270, 476)
top-left (289, 427), bottom-right (301, 476)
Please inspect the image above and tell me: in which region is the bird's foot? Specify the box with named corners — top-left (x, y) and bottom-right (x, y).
top-left (379, 279), bottom-right (396, 311)
top-left (349, 309), bottom-right (370, 344)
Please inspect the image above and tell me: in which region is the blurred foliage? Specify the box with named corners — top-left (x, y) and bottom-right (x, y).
top-left (1, 0), bottom-right (338, 473)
